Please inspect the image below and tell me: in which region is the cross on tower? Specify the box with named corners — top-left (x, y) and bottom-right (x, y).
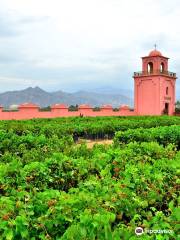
top-left (154, 44), bottom-right (157, 50)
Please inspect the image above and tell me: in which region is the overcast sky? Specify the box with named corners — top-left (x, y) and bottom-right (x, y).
top-left (0, 0), bottom-right (180, 96)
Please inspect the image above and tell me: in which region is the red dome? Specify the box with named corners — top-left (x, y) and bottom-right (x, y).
top-left (149, 50), bottom-right (162, 57)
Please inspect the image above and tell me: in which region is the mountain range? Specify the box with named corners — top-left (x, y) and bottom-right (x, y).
top-left (0, 87), bottom-right (133, 108)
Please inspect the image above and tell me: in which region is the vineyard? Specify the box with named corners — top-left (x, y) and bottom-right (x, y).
top-left (0, 116), bottom-right (179, 239)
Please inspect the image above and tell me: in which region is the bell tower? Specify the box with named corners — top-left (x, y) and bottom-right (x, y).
top-left (134, 48), bottom-right (177, 115)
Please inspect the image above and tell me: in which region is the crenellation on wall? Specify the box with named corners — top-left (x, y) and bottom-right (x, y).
top-left (100, 105), bottom-right (113, 112)
top-left (0, 103), bottom-right (135, 120)
top-left (51, 104), bottom-right (69, 117)
top-left (78, 104), bottom-right (93, 116)
top-left (19, 103), bottom-right (39, 109)
top-left (119, 105), bottom-right (129, 111)
top-left (51, 104), bottom-right (68, 110)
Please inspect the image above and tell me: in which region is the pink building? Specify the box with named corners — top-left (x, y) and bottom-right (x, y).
top-left (134, 49), bottom-right (177, 115)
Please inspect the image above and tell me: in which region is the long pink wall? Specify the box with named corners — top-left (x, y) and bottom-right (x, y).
top-left (0, 103), bottom-right (135, 120)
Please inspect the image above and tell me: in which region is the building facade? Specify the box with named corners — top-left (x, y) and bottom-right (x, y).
top-left (134, 49), bottom-right (177, 115)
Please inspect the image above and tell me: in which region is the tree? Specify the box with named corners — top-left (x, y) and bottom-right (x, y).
top-left (69, 105), bottom-right (78, 111)
top-left (175, 101), bottom-right (180, 113)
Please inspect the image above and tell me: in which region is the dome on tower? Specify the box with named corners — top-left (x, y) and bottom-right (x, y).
top-left (149, 49), bottom-right (162, 57)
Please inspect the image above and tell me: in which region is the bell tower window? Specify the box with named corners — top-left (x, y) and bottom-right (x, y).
top-left (160, 62), bottom-right (165, 73)
top-left (147, 62), bottom-right (153, 73)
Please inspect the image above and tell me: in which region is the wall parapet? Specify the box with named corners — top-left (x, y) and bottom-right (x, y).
top-left (51, 104), bottom-right (68, 109)
top-left (0, 103), bottom-right (135, 120)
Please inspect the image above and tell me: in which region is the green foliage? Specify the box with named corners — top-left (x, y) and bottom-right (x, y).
top-left (175, 101), bottom-right (180, 113)
top-left (39, 106), bottom-right (51, 112)
top-left (114, 125), bottom-right (180, 149)
top-left (0, 116), bottom-right (179, 239)
top-left (68, 105), bottom-right (78, 111)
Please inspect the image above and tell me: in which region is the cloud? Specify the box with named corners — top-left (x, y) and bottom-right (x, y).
top-left (0, 15), bottom-right (19, 37)
top-left (0, 6), bottom-right (50, 38)
top-left (17, 16), bottom-right (50, 24)
top-left (0, 0), bottom-right (180, 99)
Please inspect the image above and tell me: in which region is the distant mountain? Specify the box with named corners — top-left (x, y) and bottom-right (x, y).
top-left (0, 87), bottom-right (133, 108)
top-left (89, 86), bottom-right (134, 98)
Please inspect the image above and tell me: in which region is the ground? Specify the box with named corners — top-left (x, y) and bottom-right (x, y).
top-left (77, 138), bottom-right (113, 148)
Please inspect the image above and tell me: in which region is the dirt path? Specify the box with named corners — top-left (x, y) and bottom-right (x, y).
top-left (77, 139), bottom-right (113, 149)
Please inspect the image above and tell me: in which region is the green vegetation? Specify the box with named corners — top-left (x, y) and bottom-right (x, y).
top-left (39, 106), bottom-right (51, 112)
top-left (0, 116), bottom-right (179, 239)
top-left (175, 101), bottom-right (180, 114)
top-left (1, 115), bottom-right (180, 139)
top-left (68, 105), bottom-right (78, 111)
top-left (114, 125), bottom-right (180, 148)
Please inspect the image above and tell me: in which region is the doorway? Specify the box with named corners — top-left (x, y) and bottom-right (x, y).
top-left (164, 103), bottom-right (169, 115)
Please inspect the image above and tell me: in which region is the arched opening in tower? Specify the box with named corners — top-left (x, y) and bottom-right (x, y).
top-left (160, 62), bottom-right (165, 73)
top-left (147, 62), bottom-right (153, 74)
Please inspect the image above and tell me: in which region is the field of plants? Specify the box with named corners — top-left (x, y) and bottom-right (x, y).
top-left (0, 116), bottom-right (179, 239)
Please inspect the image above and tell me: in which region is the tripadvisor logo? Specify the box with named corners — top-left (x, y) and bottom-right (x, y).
top-left (135, 227), bottom-right (144, 236)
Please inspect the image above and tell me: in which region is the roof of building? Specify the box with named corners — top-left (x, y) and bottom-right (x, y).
top-left (149, 49), bottom-right (162, 57)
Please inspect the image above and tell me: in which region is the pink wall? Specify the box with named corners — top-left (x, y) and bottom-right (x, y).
top-left (134, 76), bottom-right (176, 116)
top-left (160, 78), bottom-right (176, 115)
top-left (0, 103), bottom-right (135, 120)
top-left (135, 78), bottom-right (157, 115)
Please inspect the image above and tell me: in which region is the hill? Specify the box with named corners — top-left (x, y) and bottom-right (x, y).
top-left (0, 87), bottom-right (133, 108)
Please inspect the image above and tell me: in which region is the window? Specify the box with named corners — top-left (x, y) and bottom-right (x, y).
top-left (160, 62), bottom-right (165, 73)
top-left (147, 62), bottom-right (153, 73)
top-left (166, 87), bottom-right (168, 95)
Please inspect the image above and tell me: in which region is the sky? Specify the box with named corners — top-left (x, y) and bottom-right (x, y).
top-left (0, 0), bottom-right (180, 96)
